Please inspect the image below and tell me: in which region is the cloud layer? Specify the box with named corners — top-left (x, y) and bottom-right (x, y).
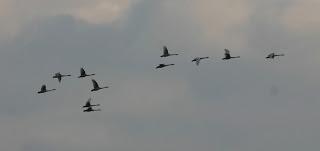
top-left (1, 0), bottom-right (320, 151)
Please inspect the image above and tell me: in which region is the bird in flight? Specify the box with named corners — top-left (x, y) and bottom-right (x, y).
top-left (222, 49), bottom-right (240, 60)
top-left (82, 98), bottom-right (100, 108)
top-left (91, 79), bottom-right (109, 92)
top-left (161, 46), bottom-right (178, 57)
top-left (156, 64), bottom-right (175, 69)
top-left (266, 53), bottom-right (284, 59)
top-left (37, 85), bottom-right (56, 94)
top-left (53, 72), bottom-right (71, 83)
top-left (78, 67), bottom-right (95, 78)
top-left (83, 106), bottom-right (101, 112)
top-left (192, 57), bottom-right (210, 66)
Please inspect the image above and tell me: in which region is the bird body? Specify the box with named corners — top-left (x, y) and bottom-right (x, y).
top-left (82, 98), bottom-right (100, 108)
top-left (222, 49), bottom-right (240, 60)
top-left (160, 46), bottom-right (178, 57)
top-left (91, 79), bottom-right (109, 91)
top-left (83, 106), bottom-right (101, 112)
top-left (156, 64), bottom-right (175, 69)
top-left (192, 57), bottom-right (210, 66)
top-left (53, 72), bottom-right (71, 83)
top-left (266, 53), bottom-right (284, 59)
top-left (37, 85), bottom-right (56, 94)
top-left (78, 68), bottom-right (95, 78)
top-left (82, 98), bottom-right (101, 112)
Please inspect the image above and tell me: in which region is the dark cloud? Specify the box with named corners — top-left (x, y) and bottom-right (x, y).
top-left (1, 0), bottom-right (320, 151)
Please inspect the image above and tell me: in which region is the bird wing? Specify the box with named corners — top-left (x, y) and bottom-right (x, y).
top-left (163, 46), bottom-right (169, 55)
top-left (80, 68), bottom-right (86, 76)
top-left (92, 79), bottom-right (99, 88)
top-left (85, 98), bottom-right (92, 106)
top-left (85, 106), bottom-right (93, 112)
top-left (41, 85), bottom-right (46, 91)
top-left (224, 49), bottom-right (231, 58)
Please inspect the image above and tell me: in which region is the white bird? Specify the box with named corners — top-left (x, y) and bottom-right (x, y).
top-left (78, 68), bottom-right (95, 78)
top-left (156, 64), bottom-right (175, 69)
top-left (53, 72), bottom-right (71, 83)
top-left (222, 49), bottom-right (240, 60)
top-left (37, 85), bottom-right (56, 94)
top-left (82, 98), bottom-right (100, 108)
top-left (83, 106), bottom-right (101, 112)
top-left (192, 57), bottom-right (210, 66)
top-left (160, 46), bottom-right (178, 57)
top-left (266, 53), bottom-right (284, 59)
top-left (91, 79), bottom-right (109, 92)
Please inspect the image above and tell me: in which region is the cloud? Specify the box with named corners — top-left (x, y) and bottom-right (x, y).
top-left (2, 1), bottom-right (320, 151)
top-left (282, 0), bottom-right (320, 33)
top-left (0, 0), bottom-right (136, 38)
top-left (188, 0), bottom-right (253, 49)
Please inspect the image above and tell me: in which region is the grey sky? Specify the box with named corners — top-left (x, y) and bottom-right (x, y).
top-left (1, 0), bottom-right (320, 151)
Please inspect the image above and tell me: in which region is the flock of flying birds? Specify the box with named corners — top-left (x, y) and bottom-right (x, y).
top-left (37, 46), bottom-right (285, 112)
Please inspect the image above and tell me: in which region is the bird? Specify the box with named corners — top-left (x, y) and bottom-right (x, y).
top-left (53, 72), bottom-right (71, 83)
top-left (91, 79), bottom-right (109, 92)
top-left (222, 49), bottom-right (240, 60)
top-left (160, 46), bottom-right (178, 57)
top-left (83, 106), bottom-right (101, 112)
top-left (82, 98), bottom-right (100, 108)
top-left (78, 67), bottom-right (95, 78)
top-left (192, 57), bottom-right (210, 66)
top-left (266, 53), bottom-right (284, 59)
top-left (156, 64), bottom-right (175, 69)
top-left (37, 85), bottom-right (56, 94)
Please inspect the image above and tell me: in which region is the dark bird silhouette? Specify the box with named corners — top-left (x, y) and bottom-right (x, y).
top-left (37, 85), bottom-right (56, 94)
top-left (78, 68), bottom-right (95, 78)
top-left (156, 64), bottom-right (175, 69)
top-left (91, 79), bottom-right (109, 92)
top-left (266, 53), bottom-right (284, 59)
top-left (222, 49), bottom-right (240, 60)
top-left (53, 72), bottom-right (71, 83)
top-left (160, 46), bottom-right (178, 57)
top-left (192, 57), bottom-right (210, 66)
top-left (82, 98), bottom-right (100, 108)
top-left (83, 106), bottom-right (101, 112)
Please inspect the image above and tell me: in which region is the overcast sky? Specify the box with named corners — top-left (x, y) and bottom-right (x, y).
top-left (1, 0), bottom-right (320, 151)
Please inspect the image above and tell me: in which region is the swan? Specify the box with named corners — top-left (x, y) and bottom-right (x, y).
top-left (160, 46), bottom-right (178, 57)
top-left (83, 106), bottom-right (101, 112)
top-left (222, 49), bottom-right (240, 60)
top-left (192, 57), bottom-right (209, 66)
top-left (53, 72), bottom-right (71, 83)
top-left (82, 98), bottom-right (100, 108)
top-left (78, 68), bottom-right (95, 78)
top-left (266, 53), bottom-right (284, 59)
top-left (91, 79), bottom-right (109, 91)
top-left (37, 85), bottom-right (56, 94)
top-left (156, 64), bottom-right (175, 69)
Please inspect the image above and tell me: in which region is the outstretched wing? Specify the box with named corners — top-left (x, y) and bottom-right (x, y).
top-left (92, 79), bottom-right (99, 88)
top-left (41, 85), bottom-right (46, 91)
top-left (85, 98), bottom-right (92, 107)
top-left (224, 49), bottom-right (231, 58)
top-left (85, 106), bottom-right (93, 112)
top-left (163, 46), bottom-right (169, 55)
top-left (80, 68), bottom-right (86, 76)
top-left (267, 53), bottom-right (274, 58)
